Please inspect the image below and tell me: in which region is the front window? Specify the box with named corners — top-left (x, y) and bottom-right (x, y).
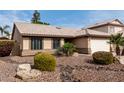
top-left (31, 37), bottom-right (42, 50)
top-left (53, 38), bottom-right (60, 49)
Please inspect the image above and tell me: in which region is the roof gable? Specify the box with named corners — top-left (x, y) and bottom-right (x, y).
top-left (83, 19), bottom-right (124, 29)
top-left (110, 19), bottom-right (123, 24)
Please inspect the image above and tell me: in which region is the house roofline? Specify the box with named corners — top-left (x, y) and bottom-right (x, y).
top-left (21, 32), bottom-right (110, 39)
top-left (87, 23), bottom-right (124, 29)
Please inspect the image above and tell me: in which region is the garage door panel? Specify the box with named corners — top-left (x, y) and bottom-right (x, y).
top-left (91, 39), bottom-right (110, 54)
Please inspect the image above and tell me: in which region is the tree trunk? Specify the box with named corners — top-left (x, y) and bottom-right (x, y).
top-left (119, 46), bottom-right (123, 56)
top-left (116, 45), bottom-right (120, 56)
top-left (121, 48), bottom-right (124, 55)
top-left (110, 44), bottom-right (112, 53)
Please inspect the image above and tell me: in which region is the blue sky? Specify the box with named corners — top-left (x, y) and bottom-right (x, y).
top-left (1, 10), bottom-right (124, 33)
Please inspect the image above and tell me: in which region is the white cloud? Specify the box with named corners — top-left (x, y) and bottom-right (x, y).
top-left (0, 11), bottom-right (32, 34)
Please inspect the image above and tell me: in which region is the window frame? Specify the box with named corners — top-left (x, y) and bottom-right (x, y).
top-left (53, 38), bottom-right (61, 49)
top-left (31, 37), bottom-right (42, 50)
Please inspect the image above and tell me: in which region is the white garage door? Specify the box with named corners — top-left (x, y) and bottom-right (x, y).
top-left (91, 38), bottom-right (110, 54)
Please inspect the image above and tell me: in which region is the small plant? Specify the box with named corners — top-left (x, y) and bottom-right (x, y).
top-left (34, 52), bottom-right (56, 71)
top-left (0, 40), bottom-right (14, 57)
top-left (56, 47), bottom-right (65, 56)
top-left (56, 43), bottom-right (76, 56)
top-left (63, 42), bottom-right (76, 56)
top-left (92, 51), bottom-right (114, 65)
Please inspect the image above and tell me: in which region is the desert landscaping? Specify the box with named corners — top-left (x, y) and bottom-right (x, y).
top-left (0, 54), bottom-right (124, 82)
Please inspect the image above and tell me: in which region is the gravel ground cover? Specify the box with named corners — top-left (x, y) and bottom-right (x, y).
top-left (0, 55), bottom-right (124, 82)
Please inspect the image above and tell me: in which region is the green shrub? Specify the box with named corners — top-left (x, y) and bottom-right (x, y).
top-left (57, 42), bottom-right (75, 56)
top-left (34, 52), bottom-right (56, 71)
top-left (56, 43), bottom-right (76, 56)
top-left (92, 51), bottom-right (114, 65)
top-left (56, 47), bottom-right (65, 56)
top-left (63, 43), bottom-right (76, 56)
top-left (0, 40), bottom-right (14, 57)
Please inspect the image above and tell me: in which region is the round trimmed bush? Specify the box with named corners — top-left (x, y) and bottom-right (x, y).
top-left (92, 51), bottom-right (114, 65)
top-left (34, 52), bottom-right (56, 71)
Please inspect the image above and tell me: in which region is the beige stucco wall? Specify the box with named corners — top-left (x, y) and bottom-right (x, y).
top-left (43, 38), bottom-right (64, 49)
top-left (22, 37), bottom-right (64, 50)
top-left (90, 25), bottom-right (124, 34)
top-left (72, 37), bottom-right (90, 54)
top-left (60, 38), bottom-right (64, 47)
top-left (43, 38), bottom-right (52, 49)
top-left (21, 37), bottom-right (65, 56)
top-left (72, 37), bottom-right (89, 48)
top-left (108, 25), bottom-right (124, 34)
top-left (90, 20), bottom-right (124, 34)
top-left (11, 27), bottom-right (22, 56)
top-left (72, 36), bottom-right (110, 54)
top-left (91, 25), bottom-right (109, 33)
top-left (23, 37), bottom-right (30, 50)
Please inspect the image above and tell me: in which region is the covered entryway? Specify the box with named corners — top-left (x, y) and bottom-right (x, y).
top-left (90, 38), bottom-right (110, 54)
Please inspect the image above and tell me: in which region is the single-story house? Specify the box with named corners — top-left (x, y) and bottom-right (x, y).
top-left (11, 19), bottom-right (124, 56)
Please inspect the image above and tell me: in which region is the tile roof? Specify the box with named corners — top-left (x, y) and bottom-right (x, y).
top-left (15, 22), bottom-right (77, 38)
top-left (14, 22), bottom-right (111, 38)
top-left (82, 19), bottom-right (124, 29)
top-left (76, 29), bottom-right (110, 37)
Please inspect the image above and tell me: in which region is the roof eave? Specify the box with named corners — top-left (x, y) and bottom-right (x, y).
top-left (87, 23), bottom-right (124, 29)
top-left (21, 33), bottom-right (75, 38)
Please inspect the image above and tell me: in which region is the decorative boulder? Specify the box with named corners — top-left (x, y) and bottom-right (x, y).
top-left (16, 70), bottom-right (32, 80)
top-left (30, 69), bottom-right (41, 77)
top-left (72, 52), bottom-right (79, 57)
top-left (17, 64), bottom-right (31, 72)
top-left (16, 64), bottom-right (41, 80)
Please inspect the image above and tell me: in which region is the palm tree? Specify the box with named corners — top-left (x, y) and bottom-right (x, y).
top-left (109, 33), bottom-right (124, 55)
top-left (0, 25), bottom-right (10, 37)
top-left (118, 37), bottom-right (124, 55)
top-left (4, 30), bottom-right (10, 37)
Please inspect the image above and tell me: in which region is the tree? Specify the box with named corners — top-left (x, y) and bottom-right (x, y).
top-left (31, 10), bottom-right (50, 25)
top-left (118, 37), bottom-right (124, 55)
top-left (4, 30), bottom-right (10, 37)
top-left (31, 10), bottom-right (41, 23)
top-left (108, 33), bottom-right (124, 55)
top-left (0, 25), bottom-right (10, 37)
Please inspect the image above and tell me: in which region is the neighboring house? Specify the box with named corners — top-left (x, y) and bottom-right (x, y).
top-left (11, 19), bottom-right (124, 56)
